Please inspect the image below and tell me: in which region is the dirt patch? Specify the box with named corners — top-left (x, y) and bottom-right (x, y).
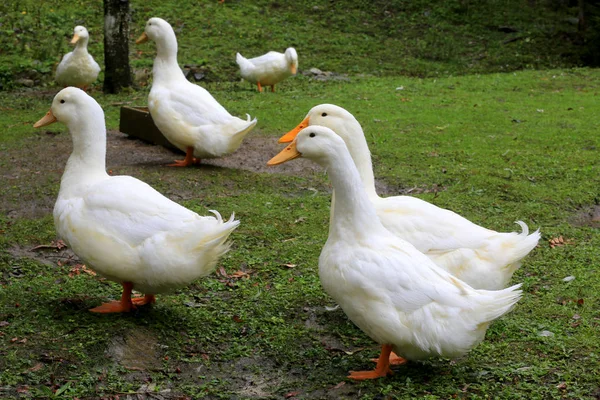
top-left (0, 129), bottom-right (325, 219)
top-left (569, 205), bottom-right (600, 228)
top-left (106, 329), bottom-right (163, 371)
top-left (7, 243), bottom-right (79, 267)
top-left (1, 126), bottom-right (435, 220)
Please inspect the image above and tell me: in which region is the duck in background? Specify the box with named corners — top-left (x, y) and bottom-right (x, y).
top-left (137, 17), bottom-right (257, 167)
top-left (268, 125), bottom-right (522, 380)
top-left (279, 104), bottom-right (540, 291)
top-left (33, 87), bottom-right (240, 313)
top-left (55, 26), bottom-right (101, 91)
top-left (236, 47), bottom-right (298, 92)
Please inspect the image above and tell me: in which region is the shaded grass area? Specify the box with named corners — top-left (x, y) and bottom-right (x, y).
top-left (0, 0), bottom-right (586, 89)
top-left (1, 69), bottom-right (600, 398)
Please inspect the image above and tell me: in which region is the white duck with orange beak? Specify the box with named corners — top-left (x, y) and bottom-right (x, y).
top-left (33, 88), bottom-right (240, 313)
top-left (137, 17), bottom-right (257, 166)
top-left (279, 104), bottom-right (540, 291)
top-left (268, 126), bottom-right (522, 380)
top-left (236, 47), bottom-right (298, 92)
top-left (55, 26), bottom-right (100, 90)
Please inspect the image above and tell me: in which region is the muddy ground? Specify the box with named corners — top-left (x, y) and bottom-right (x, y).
top-left (1, 127), bottom-right (415, 221)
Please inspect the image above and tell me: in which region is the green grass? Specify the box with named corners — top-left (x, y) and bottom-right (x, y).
top-left (0, 0), bottom-right (587, 89)
top-left (1, 0), bottom-right (600, 398)
top-left (1, 69), bottom-right (599, 399)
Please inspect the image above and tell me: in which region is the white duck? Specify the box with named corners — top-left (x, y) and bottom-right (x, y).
top-left (55, 26), bottom-right (101, 90)
top-left (236, 47), bottom-right (298, 92)
top-left (137, 18), bottom-right (257, 167)
top-left (33, 87), bottom-right (240, 313)
top-left (268, 126), bottom-right (522, 380)
top-left (279, 104), bottom-right (540, 290)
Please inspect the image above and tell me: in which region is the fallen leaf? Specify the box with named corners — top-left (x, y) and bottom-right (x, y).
top-left (331, 382), bottom-right (345, 390)
top-left (285, 391), bottom-right (301, 398)
top-left (229, 270), bottom-right (252, 279)
top-left (556, 382), bottom-right (567, 390)
top-left (549, 236), bottom-right (573, 248)
top-left (29, 363), bottom-right (43, 372)
top-left (217, 266), bottom-right (227, 277)
top-left (232, 315), bottom-right (243, 323)
top-left (572, 314), bottom-right (581, 320)
top-left (68, 264), bottom-right (96, 278)
top-left (0, 321), bottom-right (9, 327)
top-left (577, 298), bottom-right (584, 306)
top-left (282, 263), bottom-right (297, 268)
top-left (201, 353), bottom-right (209, 361)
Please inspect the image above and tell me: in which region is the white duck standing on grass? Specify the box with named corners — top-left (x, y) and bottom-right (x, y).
top-left (33, 87), bottom-right (240, 313)
top-left (55, 26), bottom-right (101, 90)
top-left (268, 126), bottom-right (522, 380)
top-left (279, 104), bottom-right (540, 291)
top-left (236, 47), bottom-right (298, 92)
top-left (137, 17), bottom-right (257, 167)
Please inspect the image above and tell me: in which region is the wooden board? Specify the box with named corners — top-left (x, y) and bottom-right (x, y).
top-left (119, 106), bottom-right (182, 153)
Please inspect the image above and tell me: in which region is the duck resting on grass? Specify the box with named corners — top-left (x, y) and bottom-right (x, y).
top-left (268, 126), bottom-right (522, 380)
top-left (55, 26), bottom-right (100, 91)
top-left (279, 104), bottom-right (540, 291)
top-left (236, 47), bottom-right (298, 92)
top-left (33, 87), bottom-right (239, 313)
top-left (137, 17), bottom-right (257, 167)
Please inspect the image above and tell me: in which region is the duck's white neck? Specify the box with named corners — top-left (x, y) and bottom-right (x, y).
top-left (325, 146), bottom-right (385, 241)
top-left (73, 37), bottom-right (90, 54)
top-left (152, 32), bottom-right (185, 83)
top-left (59, 113), bottom-right (109, 197)
top-left (340, 120), bottom-right (378, 199)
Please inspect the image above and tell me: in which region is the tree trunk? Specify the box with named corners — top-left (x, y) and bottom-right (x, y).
top-left (578, 0), bottom-right (586, 33)
top-left (103, 0), bottom-right (132, 93)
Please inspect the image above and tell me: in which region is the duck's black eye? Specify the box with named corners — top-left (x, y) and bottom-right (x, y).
top-left (60, 99), bottom-right (65, 104)
top-left (309, 132), bottom-right (316, 138)
top-left (321, 113), bottom-right (327, 117)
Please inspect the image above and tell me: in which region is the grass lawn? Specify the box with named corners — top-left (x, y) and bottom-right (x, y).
top-left (1, 0), bottom-right (599, 399)
top-left (1, 69), bottom-right (599, 399)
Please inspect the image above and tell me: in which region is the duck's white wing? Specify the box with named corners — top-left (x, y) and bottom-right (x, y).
top-left (150, 80), bottom-right (232, 128)
top-left (247, 51), bottom-right (285, 68)
top-left (375, 195), bottom-right (495, 253)
top-left (77, 176), bottom-right (210, 246)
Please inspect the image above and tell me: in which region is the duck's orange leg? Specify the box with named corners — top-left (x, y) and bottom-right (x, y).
top-left (132, 294), bottom-right (156, 306)
top-left (257, 82), bottom-right (263, 92)
top-left (90, 282), bottom-right (155, 313)
top-left (168, 147), bottom-right (200, 167)
top-left (90, 282), bottom-right (134, 313)
top-left (348, 344), bottom-right (394, 380)
top-left (371, 351), bottom-right (408, 366)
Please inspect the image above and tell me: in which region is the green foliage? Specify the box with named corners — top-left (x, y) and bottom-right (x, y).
top-left (0, 0), bottom-right (589, 89)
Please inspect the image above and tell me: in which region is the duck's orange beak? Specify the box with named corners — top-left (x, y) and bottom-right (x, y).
top-left (70, 34), bottom-right (80, 44)
top-left (33, 110), bottom-right (57, 128)
top-left (290, 64), bottom-right (297, 75)
top-left (267, 141), bottom-right (301, 166)
top-left (136, 32), bottom-right (149, 44)
top-left (279, 116), bottom-right (309, 143)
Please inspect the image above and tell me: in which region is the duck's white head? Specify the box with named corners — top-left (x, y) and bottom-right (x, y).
top-left (268, 125), bottom-right (345, 168)
top-left (33, 87), bottom-right (103, 131)
top-left (71, 26), bottom-right (90, 44)
top-left (285, 47), bottom-right (298, 75)
top-left (136, 17), bottom-right (174, 45)
top-left (279, 104), bottom-right (357, 144)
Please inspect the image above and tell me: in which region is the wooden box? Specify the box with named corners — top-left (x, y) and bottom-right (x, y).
top-left (119, 106), bottom-right (182, 153)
